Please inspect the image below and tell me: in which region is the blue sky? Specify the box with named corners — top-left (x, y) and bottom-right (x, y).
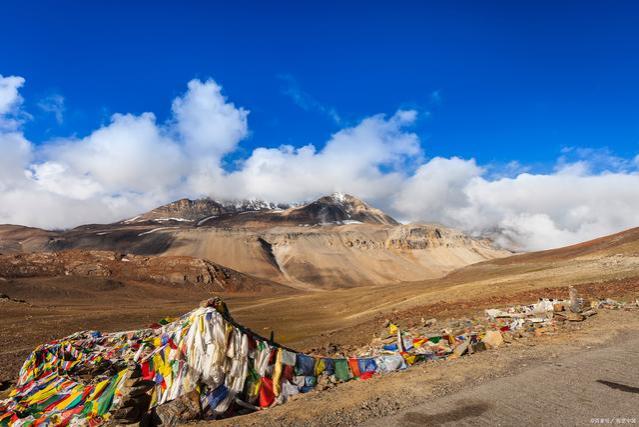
top-left (2, 0), bottom-right (639, 169)
top-left (2, 1), bottom-right (639, 249)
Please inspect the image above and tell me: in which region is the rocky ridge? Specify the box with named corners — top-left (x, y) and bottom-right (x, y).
top-left (124, 198), bottom-right (294, 224)
top-left (0, 250), bottom-right (283, 293)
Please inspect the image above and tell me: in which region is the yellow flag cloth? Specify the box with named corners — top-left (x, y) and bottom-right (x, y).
top-left (314, 358), bottom-right (326, 377)
top-left (272, 348), bottom-right (283, 396)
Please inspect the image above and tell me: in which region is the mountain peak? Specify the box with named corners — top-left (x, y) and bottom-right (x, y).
top-left (329, 192), bottom-right (349, 203)
top-left (289, 193), bottom-right (399, 226)
top-left (316, 193), bottom-right (366, 206)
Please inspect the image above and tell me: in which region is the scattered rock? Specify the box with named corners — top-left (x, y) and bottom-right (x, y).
top-left (471, 341), bottom-right (487, 353)
top-left (153, 389), bottom-right (202, 426)
top-left (451, 341), bottom-right (469, 358)
top-left (482, 331), bottom-right (504, 349)
top-left (0, 293), bottom-right (27, 304)
top-left (569, 286), bottom-right (584, 313)
top-left (423, 318), bottom-right (437, 327)
top-left (555, 312), bottom-right (584, 322)
top-left (327, 342), bottom-right (343, 353)
top-left (0, 380), bottom-right (14, 399)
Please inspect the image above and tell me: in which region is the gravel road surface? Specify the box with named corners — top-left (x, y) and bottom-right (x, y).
top-left (367, 332), bottom-right (639, 426)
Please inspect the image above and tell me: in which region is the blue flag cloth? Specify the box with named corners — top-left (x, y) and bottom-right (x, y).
top-left (358, 358), bottom-right (377, 373)
top-left (206, 384), bottom-right (229, 410)
top-left (383, 343), bottom-right (398, 351)
top-left (295, 354), bottom-right (316, 376)
top-left (300, 376), bottom-right (317, 393)
top-left (322, 358), bottom-right (335, 375)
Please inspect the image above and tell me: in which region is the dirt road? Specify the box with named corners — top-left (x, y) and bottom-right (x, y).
top-left (368, 332), bottom-right (639, 426)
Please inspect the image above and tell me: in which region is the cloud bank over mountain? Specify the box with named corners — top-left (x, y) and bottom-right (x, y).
top-left (1, 73), bottom-right (639, 250)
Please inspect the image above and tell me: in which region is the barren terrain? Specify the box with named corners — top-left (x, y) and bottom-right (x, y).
top-left (2, 227), bottom-right (639, 393)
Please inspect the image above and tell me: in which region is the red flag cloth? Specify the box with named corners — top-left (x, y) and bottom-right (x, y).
top-left (359, 371), bottom-right (374, 380)
top-left (56, 405), bottom-right (85, 427)
top-left (259, 377), bottom-right (275, 408)
top-left (141, 361), bottom-right (154, 380)
top-left (282, 364), bottom-right (294, 381)
top-left (348, 358), bottom-right (361, 377)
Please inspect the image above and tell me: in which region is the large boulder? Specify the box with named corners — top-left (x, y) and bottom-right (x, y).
top-left (153, 390), bottom-right (202, 426)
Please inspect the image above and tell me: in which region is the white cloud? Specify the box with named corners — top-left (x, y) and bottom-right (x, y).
top-left (393, 162), bottom-right (639, 250)
top-left (430, 90), bottom-right (442, 105)
top-left (215, 110), bottom-right (420, 202)
top-left (1, 73), bottom-right (639, 251)
top-left (27, 162), bottom-right (103, 200)
top-left (172, 79), bottom-right (248, 164)
top-left (278, 74), bottom-right (342, 124)
top-left (170, 79), bottom-right (249, 195)
top-left (0, 75), bottom-right (24, 114)
top-left (38, 94), bottom-right (65, 124)
top-left (39, 112), bottom-right (186, 195)
top-left (0, 75), bottom-right (27, 129)
top-left (0, 131), bottom-right (32, 187)
top-left (392, 157), bottom-right (483, 224)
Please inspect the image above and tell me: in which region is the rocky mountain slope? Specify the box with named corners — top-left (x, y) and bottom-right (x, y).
top-left (0, 225), bottom-right (57, 253)
top-left (0, 250), bottom-right (284, 293)
top-left (126, 198), bottom-right (293, 224)
top-left (253, 193), bottom-right (398, 227)
top-left (157, 223), bottom-right (509, 289)
top-left (0, 193), bottom-right (510, 288)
